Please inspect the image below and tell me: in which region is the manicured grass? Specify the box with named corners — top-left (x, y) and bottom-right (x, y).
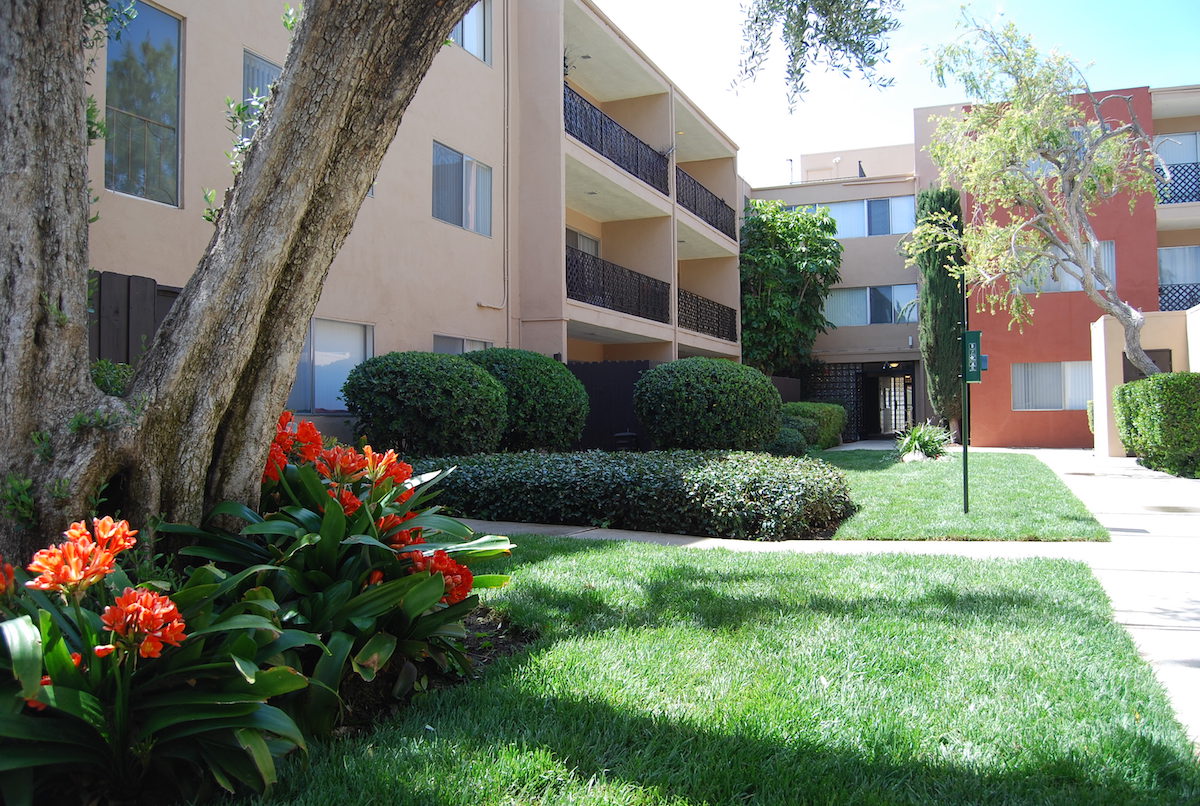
top-left (819, 450), bottom-right (1109, 541)
top-left (246, 535), bottom-right (1197, 805)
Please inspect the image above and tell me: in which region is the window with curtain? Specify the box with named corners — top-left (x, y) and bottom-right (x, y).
top-left (1156, 132), bottom-right (1199, 165)
top-left (1019, 241), bottom-right (1116, 293)
top-left (286, 319), bottom-right (374, 413)
top-left (823, 284), bottom-right (917, 326)
top-left (566, 229), bottom-right (600, 257)
top-left (449, 1), bottom-right (491, 63)
top-left (817, 197), bottom-right (915, 238)
top-left (104, 1), bottom-right (181, 205)
top-left (1159, 246), bottom-right (1200, 285)
top-left (1011, 361), bottom-right (1091, 411)
top-left (432, 142), bottom-right (493, 235)
top-left (432, 335), bottom-right (493, 354)
top-left (242, 51), bottom-right (281, 137)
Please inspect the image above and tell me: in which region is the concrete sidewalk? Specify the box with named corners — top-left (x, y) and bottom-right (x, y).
top-left (461, 448), bottom-right (1200, 746)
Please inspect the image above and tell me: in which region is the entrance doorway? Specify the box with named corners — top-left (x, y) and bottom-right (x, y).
top-left (860, 361), bottom-right (915, 438)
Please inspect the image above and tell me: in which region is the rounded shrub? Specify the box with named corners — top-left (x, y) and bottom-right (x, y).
top-left (633, 357), bottom-right (781, 450)
top-left (342, 351), bottom-right (507, 457)
top-left (767, 426), bottom-right (808, 457)
top-left (464, 348), bottom-right (589, 451)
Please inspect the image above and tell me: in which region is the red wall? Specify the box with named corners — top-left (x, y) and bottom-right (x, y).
top-left (965, 87), bottom-right (1159, 448)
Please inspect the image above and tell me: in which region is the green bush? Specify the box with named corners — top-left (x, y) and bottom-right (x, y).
top-left (342, 351), bottom-right (507, 456)
top-left (782, 401), bottom-right (846, 449)
top-left (633, 358), bottom-right (781, 450)
top-left (464, 348), bottom-right (589, 451)
top-left (90, 358), bottom-right (134, 396)
top-left (783, 415), bottom-right (820, 446)
top-left (767, 426), bottom-right (809, 457)
top-left (1113, 372), bottom-right (1200, 478)
top-left (413, 450), bottom-right (855, 540)
top-left (895, 421), bottom-right (952, 459)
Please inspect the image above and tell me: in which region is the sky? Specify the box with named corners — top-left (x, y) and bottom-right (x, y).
top-left (590, 0), bottom-right (1200, 187)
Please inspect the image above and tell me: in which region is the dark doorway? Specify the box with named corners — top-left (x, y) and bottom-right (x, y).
top-left (861, 361), bottom-right (915, 438)
top-left (1122, 349), bottom-right (1172, 383)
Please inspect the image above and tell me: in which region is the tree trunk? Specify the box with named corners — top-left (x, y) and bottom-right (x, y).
top-left (0, 0), bottom-right (475, 560)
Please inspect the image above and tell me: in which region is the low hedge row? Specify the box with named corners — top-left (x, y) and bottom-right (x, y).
top-left (414, 450), bottom-right (855, 540)
top-left (1114, 372), bottom-right (1200, 478)
top-left (781, 402), bottom-right (846, 449)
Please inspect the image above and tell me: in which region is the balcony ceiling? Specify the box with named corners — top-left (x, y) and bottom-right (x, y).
top-left (565, 151), bottom-right (670, 221)
top-left (677, 216), bottom-right (737, 260)
top-left (1152, 86), bottom-right (1200, 120)
top-left (567, 318), bottom-right (668, 345)
top-left (674, 100), bottom-right (736, 163)
top-left (564, 0), bottom-right (668, 102)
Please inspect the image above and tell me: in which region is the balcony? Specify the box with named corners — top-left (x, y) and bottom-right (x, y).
top-left (564, 85), bottom-right (669, 195)
top-left (1156, 163), bottom-right (1200, 205)
top-left (676, 168), bottom-right (736, 240)
top-left (678, 288), bottom-right (737, 342)
top-left (566, 246), bottom-right (670, 323)
top-left (1160, 283), bottom-right (1200, 311)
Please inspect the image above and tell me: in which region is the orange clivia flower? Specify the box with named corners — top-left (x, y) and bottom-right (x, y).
top-left (100, 587), bottom-right (187, 659)
top-left (294, 419), bottom-right (323, 463)
top-left (316, 446), bottom-right (367, 484)
top-left (93, 644), bottom-right (116, 658)
top-left (327, 486), bottom-right (362, 516)
top-left (26, 518), bottom-right (137, 597)
top-left (367, 569), bottom-right (384, 586)
top-left (24, 675), bottom-right (52, 711)
top-left (361, 445), bottom-right (400, 483)
top-left (406, 549), bottom-right (473, 605)
top-left (378, 513), bottom-right (424, 549)
top-left (0, 555), bottom-right (14, 597)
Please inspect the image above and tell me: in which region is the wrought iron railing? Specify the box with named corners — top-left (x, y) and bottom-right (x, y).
top-left (1156, 162), bottom-right (1200, 205)
top-left (1159, 283), bottom-right (1200, 311)
top-left (563, 84), bottom-right (669, 195)
top-left (104, 106), bottom-right (178, 205)
top-left (676, 168), bottom-right (736, 239)
top-left (566, 246), bottom-right (670, 323)
top-left (677, 288), bottom-right (738, 341)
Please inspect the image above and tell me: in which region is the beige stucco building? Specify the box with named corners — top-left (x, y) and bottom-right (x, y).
top-left (88, 0), bottom-right (741, 423)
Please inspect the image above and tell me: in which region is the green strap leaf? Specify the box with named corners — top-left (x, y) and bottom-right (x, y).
top-left (0, 617), bottom-right (42, 699)
top-left (207, 499), bottom-right (266, 524)
top-left (0, 743), bottom-right (101, 772)
top-left (186, 614), bottom-right (282, 638)
top-left (401, 572), bottom-right (447, 620)
top-left (469, 574), bottom-right (511, 590)
top-left (351, 633), bottom-right (397, 683)
top-left (235, 727), bottom-right (278, 789)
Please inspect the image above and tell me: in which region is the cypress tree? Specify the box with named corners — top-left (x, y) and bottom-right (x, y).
top-left (915, 187), bottom-right (965, 437)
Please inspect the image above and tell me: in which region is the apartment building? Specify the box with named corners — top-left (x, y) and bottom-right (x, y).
top-left (753, 84), bottom-right (1200, 449)
top-left (88, 0), bottom-right (741, 432)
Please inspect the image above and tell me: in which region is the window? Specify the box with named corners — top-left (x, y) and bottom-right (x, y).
top-left (1159, 246), bottom-right (1200, 285)
top-left (824, 284), bottom-right (917, 327)
top-left (286, 319), bottom-right (374, 413)
top-left (1155, 132), bottom-right (1199, 165)
top-left (432, 141), bottom-right (493, 235)
top-left (242, 50), bottom-right (281, 137)
top-left (1011, 361), bottom-right (1091, 411)
top-left (449, 0), bottom-right (490, 63)
top-left (818, 197), bottom-right (915, 238)
top-left (565, 228), bottom-right (599, 257)
top-left (104, 1), bottom-right (181, 205)
top-left (1018, 241), bottom-right (1116, 294)
top-left (433, 335), bottom-right (492, 354)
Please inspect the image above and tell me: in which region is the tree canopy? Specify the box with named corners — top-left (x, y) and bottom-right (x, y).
top-left (905, 17), bottom-right (1162, 376)
top-left (739, 200), bottom-right (843, 377)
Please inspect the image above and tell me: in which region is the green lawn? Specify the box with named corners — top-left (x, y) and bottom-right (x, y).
top-left (819, 450), bottom-right (1109, 541)
top-left (247, 535), bottom-right (1197, 805)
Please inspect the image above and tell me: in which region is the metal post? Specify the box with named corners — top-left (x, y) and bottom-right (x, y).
top-left (962, 274), bottom-right (970, 514)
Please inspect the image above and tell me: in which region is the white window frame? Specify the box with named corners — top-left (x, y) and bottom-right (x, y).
top-left (1011, 361), bottom-right (1091, 411)
top-left (286, 318), bottom-right (374, 413)
top-left (432, 141), bottom-right (493, 236)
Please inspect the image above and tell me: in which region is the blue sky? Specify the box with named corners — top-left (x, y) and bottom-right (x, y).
top-left (592, 0), bottom-right (1199, 186)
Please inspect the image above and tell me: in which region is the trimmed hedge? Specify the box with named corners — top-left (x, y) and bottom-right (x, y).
top-left (342, 351), bottom-right (507, 456)
top-left (782, 401), bottom-right (846, 449)
top-left (464, 348), bottom-right (589, 451)
top-left (414, 450), bottom-right (855, 540)
top-left (1114, 372), bottom-right (1200, 478)
top-left (767, 427), bottom-right (809, 457)
top-left (783, 415), bottom-right (820, 446)
top-left (634, 358), bottom-right (781, 450)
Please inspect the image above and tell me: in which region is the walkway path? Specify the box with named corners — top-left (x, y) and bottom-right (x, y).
top-left (462, 447), bottom-right (1200, 746)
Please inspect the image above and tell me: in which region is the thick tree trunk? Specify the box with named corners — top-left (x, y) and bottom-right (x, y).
top-left (0, 0), bottom-right (474, 560)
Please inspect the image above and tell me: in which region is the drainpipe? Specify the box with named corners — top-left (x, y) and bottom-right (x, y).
top-left (477, 0), bottom-right (512, 349)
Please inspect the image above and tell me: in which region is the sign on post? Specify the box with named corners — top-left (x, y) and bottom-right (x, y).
top-left (963, 330), bottom-right (982, 383)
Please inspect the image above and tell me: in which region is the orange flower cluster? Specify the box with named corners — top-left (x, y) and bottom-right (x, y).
top-left (24, 652), bottom-right (81, 711)
top-left (100, 587), bottom-right (187, 659)
top-left (376, 513), bottom-right (425, 550)
top-left (263, 411), bottom-right (323, 483)
top-left (0, 555), bottom-right (14, 598)
top-left (316, 445), bottom-right (367, 484)
top-left (405, 550), bottom-right (473, 605)
top-left (26, 517), bottom-right (137, 597)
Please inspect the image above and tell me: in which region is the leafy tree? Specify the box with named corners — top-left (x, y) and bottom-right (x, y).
top-left (906, 17), bottom-right (1162, 377)
top-left (914, 187), bottom-right (964, 437)
top-left (739, 0), bottom-right (902, 105)
top-left (740, 200), bottom-right (842, 377)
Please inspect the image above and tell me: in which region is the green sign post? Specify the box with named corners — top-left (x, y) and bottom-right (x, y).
top-left (964, 330), bottom-right (982, 384)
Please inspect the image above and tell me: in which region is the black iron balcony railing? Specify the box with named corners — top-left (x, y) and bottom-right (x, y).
top-left (563, 84), bottom-right (669, 195)
top-left (1156, 162), bottom-right (1200, 205)
top-left (566, 246), bottom-right (670, 323)
top-left (676, 168), bottom-right (736, 239)
top-left (1159, 283), bottom-right (1200, 311)
top-left (678, 288), bottom-right (738, 342)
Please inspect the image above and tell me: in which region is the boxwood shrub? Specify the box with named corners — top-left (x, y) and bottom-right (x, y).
top-left (634, 358), bottom-right (781, 450)
top-left (767, 427), bottom-right (809, 457)
top-left (342, 351), bottom-right (507, 456)
top-left (464, 348), bottom-right (589, 451)
top-left (782, 401), bottom-right (846, 449)
top-left (783, 415), bottom-right (820, 446)
top-left (1113, 372), bottom-right (1200, 478)
top-left (414, 450), bottom-right (855, 540)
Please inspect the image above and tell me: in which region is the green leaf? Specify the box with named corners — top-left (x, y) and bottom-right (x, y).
top-left (351, 633), bottom-right (397, 682)
top-left (39, 687), bottom-right (105, 729)
top-left (235, 728), bottom-right (278, 788)
top-left (0, 743), bottom-right (99, 772)
top-left (0, 713), bottom-right (103, 749)
top-left (207, 500), bottom-right (265, 524)
top-left (340, 534), bottom-right (395, 552)
top-left (137, 702), bottom-right (261, 739)
top-left (0, 768), bottom-right (33, 806)
top-left (259, 628), bottom-right (328, 658)
top-left (233, 655), bottom-right (258, 684)
top-left (332, 574), bottom-right (425, 623)
top-left (401, 573), bottom-right (447, 620)
top-left (0, 617), bottom-right (41, 698)
top-left (469, 574), bottom-right (511, 590)
top-left (281, 506), bottom-right (323, 533)
top-left (242, 520), bottom-right (304, 538)
top-left (407, 595), bottom-right (479, 640)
